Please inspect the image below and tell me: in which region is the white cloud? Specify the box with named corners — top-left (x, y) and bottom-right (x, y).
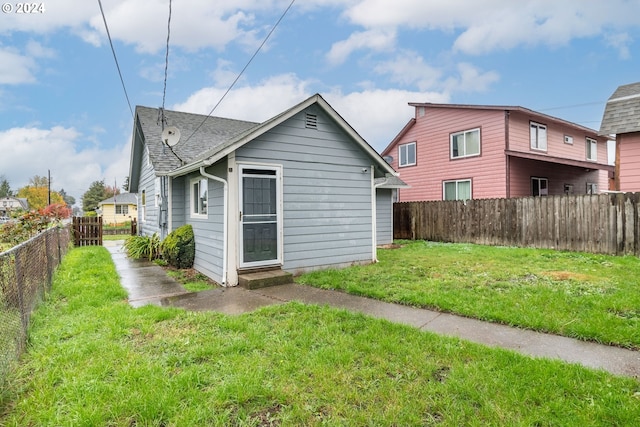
top-left (340, 0), bottom-right (640, 55)
top-left (0, 47), bottom-right (37, 84)
top-left (0, 126), bottom-right (130, 204)
top-left (326, 28), bottom-right (397, 65)
top-left (442, 63), bottom-right (500, 93)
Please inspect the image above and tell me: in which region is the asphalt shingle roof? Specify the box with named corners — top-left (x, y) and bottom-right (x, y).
top-left (136, 106), bottom-right (259, 174)
top-left (599, 82), bottom-right (640, 136)
top-left (99, 193), bottom-right (138, 205)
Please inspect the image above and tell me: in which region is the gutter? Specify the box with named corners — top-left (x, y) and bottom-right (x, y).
top-left (199, 163), bottom-right (229, 286)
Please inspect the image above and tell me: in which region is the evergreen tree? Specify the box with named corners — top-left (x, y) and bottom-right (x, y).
top-left (0, 176), bottom-right (12, 197)
top-left (82, 180), bottom-right (108, 213)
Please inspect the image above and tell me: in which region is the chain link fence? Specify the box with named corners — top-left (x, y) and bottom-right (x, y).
top-left (0, 224), bottom-right (71, 389)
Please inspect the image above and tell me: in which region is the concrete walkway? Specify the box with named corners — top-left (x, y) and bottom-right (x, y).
top-left (104, 241), bottom-right (640, 379)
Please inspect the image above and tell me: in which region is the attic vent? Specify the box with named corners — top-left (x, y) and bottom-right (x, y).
top-left (305, 113), bottom-right (318, 129)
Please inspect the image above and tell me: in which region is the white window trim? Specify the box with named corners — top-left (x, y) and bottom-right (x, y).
top-left (531, 176), bottom-right (549, 196)
top-left (587, 182), bottom-right (598, 195)
top-left (564, 135), bottom-right (574, 145)
top-left (586, 137), bottom-right (598, 161)
top-left (141, 190), bottom-right (147, 222)
top-left (530, 122), bottom-right (548, 151)
top-left (450, 128), bottom-right (481, 159)
top-left (190, 176), bottom-right (208, 219)
top-left (398, 142), bottom-right (416, 167)
top-left (442, 179), bottom-right (472, 201)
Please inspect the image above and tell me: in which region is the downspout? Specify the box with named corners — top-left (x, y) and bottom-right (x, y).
top-left (200, 163), bottom-right (228, 286)
top-left (372, 168), bottom-right (389, 263)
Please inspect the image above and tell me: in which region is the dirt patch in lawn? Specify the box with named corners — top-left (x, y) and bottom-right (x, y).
top-left (541, 271), bottom-right (591, 281)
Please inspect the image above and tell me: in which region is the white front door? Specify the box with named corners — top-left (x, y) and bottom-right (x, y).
top-left (239, 164), bottom-right (282, 268)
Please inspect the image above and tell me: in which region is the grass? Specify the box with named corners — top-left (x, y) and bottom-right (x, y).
top-left (165, 267), bottom-right (217, 292)
top-left (0, 246), bottom-right (639, 426)
top-left (296, 240), bottom-right (640, 349)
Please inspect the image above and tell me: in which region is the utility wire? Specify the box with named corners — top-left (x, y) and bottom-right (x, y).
top-left (161, 0), bottom-right (172, 125)
top-left (97, 0), bottom-right (134, 118)
top-left (183, 0), bottom-right (297, 144)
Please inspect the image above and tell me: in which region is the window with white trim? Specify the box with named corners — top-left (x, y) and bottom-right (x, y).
top-left (398, 142), bottom-right (416, 167)
top-left (443, 179), bottom-right (472, 201)
top-left (586, 182), bottom-right (598, 195)
top-left (531, 177), bottom-right (548, 196)
top-left (564, 135), bottom-right (573, 145)
top-left (450, 128), bottom-right (480, 159)
top-left (530, 122), bottom-right (547, 151)
top-left (141, 190), bottom-right (146, 222)
top-left (586, 137), bottom-right (597, 161)
top-left (115, 204), bottom-right (129, 215)
top-left (191, 177), bottom-right (208, 217)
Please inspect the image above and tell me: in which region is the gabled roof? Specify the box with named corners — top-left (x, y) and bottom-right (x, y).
top-left (131, 93), bottom-right (397, 179)
top-left (98, 193), bottom-right (138, 206)
top-left (134, 106), bottom-right (259, 174)
top-left (409, 102), bottom-right (603, 136)
top-left (599, 82), bottom-right (640, 136)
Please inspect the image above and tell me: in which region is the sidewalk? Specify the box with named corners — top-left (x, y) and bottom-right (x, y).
top-left (104, 241), bottom-right (640, 379)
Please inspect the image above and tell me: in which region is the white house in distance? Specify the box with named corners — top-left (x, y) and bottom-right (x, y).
top-left (128, 94), bottom-right (407, 287)
top-left (0, 197), bottom-right (29, 217)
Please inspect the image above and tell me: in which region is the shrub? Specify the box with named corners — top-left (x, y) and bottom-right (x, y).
top-left (161, 225), bottom-right (195, 269)
top-left (123, 234), bottom-right (161, 261)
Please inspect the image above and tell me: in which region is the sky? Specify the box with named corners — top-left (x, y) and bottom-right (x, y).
top-left (1, 0), bottom-right (639, 207)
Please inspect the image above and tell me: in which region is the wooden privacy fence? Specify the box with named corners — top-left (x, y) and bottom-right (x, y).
top-left (73, 216), bottom-right (102, 246)
top-left (394, 193), bottom-right (640, 256)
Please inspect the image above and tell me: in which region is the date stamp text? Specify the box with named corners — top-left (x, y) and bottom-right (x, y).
top-left (2, 3), bottom-right (45, 13)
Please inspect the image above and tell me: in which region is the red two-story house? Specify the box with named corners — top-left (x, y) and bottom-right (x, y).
top-left (382, 103), bottom-right (613, 202)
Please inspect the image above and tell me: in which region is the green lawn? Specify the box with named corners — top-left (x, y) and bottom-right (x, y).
top-left (1, 246), bottom-right (639, 426)
top-left (297, 240), bottom-right (640, 349)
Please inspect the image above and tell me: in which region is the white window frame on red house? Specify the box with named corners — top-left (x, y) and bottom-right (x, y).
top-left (398, 142), bottom-right (416, 167)
top-left (531, 177), bottom-right (548, 196)
top-left (443, 179), bottom-right (472, 201)
top-left (450, 128), bottom-right (480, 159)
top-left (530, 122), bottom-right (547, 151)
top-left (586, 137), bottom-right (598, 161)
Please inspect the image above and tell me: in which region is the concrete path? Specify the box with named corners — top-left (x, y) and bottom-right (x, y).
top-left (104, 241), bottom-right (640, 379)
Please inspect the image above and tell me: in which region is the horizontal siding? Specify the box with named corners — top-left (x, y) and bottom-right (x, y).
top-left (392, 107), bottom-right (507, 201)
top-left (376, 189), bottom-right (393, 245)
top-left (185, 162), bottom-right (227, 284)
top-left (138, 144), bottom-right (161, 237)
top-left (170, 176), bottom-right (186, 230)
top-left (236, 105), bottom-right (374, 273)
top-left (507, 111), bottom-right (609, 164)
top-left (619, 132), bottom-right (640, 192)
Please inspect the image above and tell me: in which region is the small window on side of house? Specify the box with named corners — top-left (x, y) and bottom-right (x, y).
top-left (564, 135), bottom-right (573, 145)
top-left (141, 190), bottom-right (147, 222)
top-left (531, 177), bottom-right (548, 196)
top-left (586, 137), bottom-right (597, 161)
top-left (450, 128), bottom-right (480, 159)
top-left (398, 142), bottom-right (416, 167)
top-left (587, 182), bottom-right (598, 195)
top-left (530, 122), bottom-right (547, 151)
top-left (191, 177), bottom-right (208, 218)
top-left (443, 179), bottom-right (472, 201)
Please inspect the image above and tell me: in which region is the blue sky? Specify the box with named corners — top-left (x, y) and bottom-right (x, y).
top-left (1, 0), bottom-right (639, 206)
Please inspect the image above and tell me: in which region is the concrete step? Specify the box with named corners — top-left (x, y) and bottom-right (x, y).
top-left (238, 269), bottom-right (293, 289)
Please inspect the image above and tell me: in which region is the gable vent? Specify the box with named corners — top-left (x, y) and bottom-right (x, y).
top-left (305, 113), bottom-right (318, 129)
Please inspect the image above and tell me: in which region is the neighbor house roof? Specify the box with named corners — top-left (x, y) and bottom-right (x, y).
top-left (599, 82), bottom-right (640, 136)
top-left (98, 193), bottom-right (138, 206)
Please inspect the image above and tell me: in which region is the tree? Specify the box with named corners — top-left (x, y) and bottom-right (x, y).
top-left (122, 176), bottom-right (130, 192)
top-left (16, 186), bottom-right (64, 210)
top-left (58, 188), bottom-right (76, 207)
top-left (0, 175), bottom-right (12, 197)
top-left (82, 180), bottom-right (108, 213)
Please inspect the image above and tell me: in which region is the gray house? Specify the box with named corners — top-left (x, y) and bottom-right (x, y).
top-left (128, 94), bottom-right (406, 286)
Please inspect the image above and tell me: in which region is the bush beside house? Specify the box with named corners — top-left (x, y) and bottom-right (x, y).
top-left (161, 225), bottom-right (195, 269)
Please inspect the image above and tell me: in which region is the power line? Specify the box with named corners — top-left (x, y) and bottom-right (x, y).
top-left (161, 0), bottom-right (172, 118)
top-left (183, 0), bottom-right (297, 144)
top-left (97, 0), bottom-right (134, 118)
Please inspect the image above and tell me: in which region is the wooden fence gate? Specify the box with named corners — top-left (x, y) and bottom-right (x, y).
top-left (72, 216), bottom-right (103, 246)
